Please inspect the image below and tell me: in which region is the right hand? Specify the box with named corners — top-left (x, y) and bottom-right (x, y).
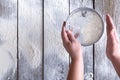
top-left (106, 14), bottom-right (120, 60)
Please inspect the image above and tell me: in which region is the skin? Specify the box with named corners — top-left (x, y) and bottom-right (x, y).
top-left (61, 22), bottom-right (84, 80)
top-left (61, 14), bottom-right (120, 80)
top-left (106, 14), bottom-right (120, 77)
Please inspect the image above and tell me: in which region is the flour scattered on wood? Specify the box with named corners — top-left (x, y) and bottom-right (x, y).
top-left (19, 0), bottom-right (42, 69)
top-left (0, 48), bottom-right (15, 80)
top-left (0, 0), bottom-right (17, 79)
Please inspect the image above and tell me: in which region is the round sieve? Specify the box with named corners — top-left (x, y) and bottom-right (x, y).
top-left (66, 7), bottom-right (104, 46)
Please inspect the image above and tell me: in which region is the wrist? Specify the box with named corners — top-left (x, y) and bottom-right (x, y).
top-left (71, 53), bottom-right (83, 62)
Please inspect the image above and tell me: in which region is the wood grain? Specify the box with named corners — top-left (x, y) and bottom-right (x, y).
top-left (0, 0), bottom-right (17, 80)
top-left (18, 0), bottom-right (43, 79)
top-left (44, 0), bottom-right (69, 80)
top-left (69, 0), bottom-right (93, 80)
top-left (1, 0), bottom-right (120, 80)
top-left (94, 0), bottom-right (120, 79)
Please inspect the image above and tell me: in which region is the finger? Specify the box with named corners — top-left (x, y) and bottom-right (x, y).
top-left (66, 30), bottom-right (75, 42)
top-left (106, 14), bottom-right (116, 35)
top-left (74, 32), bottom-right (79, 38)
top-left (106, 14), bottom-right (115, 29)
top-left (61, 21), bottom-right (69, 42)
top-left (106, 14), bottom-right (119, 43)
top-left (70, 26), bottom-right (73, 32)
top-left (106, 14), bottom-right (114, 37)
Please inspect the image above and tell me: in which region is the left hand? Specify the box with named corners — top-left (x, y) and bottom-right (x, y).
top-left (61, 21), bottom-right (83, 61)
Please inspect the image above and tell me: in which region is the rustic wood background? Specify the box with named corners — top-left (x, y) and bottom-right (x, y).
top-left (0, 0), bottom-right (120, 80)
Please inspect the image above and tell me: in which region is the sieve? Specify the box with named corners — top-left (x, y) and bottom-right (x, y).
top-left (66, 7), bottom-right (104, 46)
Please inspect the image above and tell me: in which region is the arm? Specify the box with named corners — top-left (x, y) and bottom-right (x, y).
top-left (61, 22), bottom-right (84, 80)
top-left (106, 14), bottom-right (120, 77)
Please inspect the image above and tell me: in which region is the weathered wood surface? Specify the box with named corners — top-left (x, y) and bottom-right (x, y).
top-left (44, 0), bottom-right (69, 80)
top-left (0, 0), bottom-right (17, 80)
top-left (18, 0), bottom-right (43, 80)
top-left (94, 0), bottom-right (120, 80)
top-left (70, 0), bottom-right (93, 80)
top-left (0, 0), bottom-right (120, 80)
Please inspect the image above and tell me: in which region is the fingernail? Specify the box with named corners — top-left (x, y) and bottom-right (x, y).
top-left (106, 14), bottom-right (109, 19)
top-left (63, 21), bottom-right (66, 26)
top-left (106, 14), bottom-right (109, 16)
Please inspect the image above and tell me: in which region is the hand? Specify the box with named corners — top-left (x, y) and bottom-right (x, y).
top-left (106, 14), bottom-right (120, 77)
top-left (61, 22), bottom-right (83, 61)
top-left (61, 22), bottom-right (84, 80)
top-left (106, 14), bottom-right (120, 60)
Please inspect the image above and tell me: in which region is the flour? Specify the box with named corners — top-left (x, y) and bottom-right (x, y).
top-left (19, 0), bottom-right (42, 69)
top-left (0, 0), bottom-right (17, 79)
top-left (66, 8), bottom-right (103, 46)
top-left (0, 48), bottom-right (15, 80)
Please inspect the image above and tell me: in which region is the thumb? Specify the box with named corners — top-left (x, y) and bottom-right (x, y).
top-left (66, 30), bottom-right (75, 42)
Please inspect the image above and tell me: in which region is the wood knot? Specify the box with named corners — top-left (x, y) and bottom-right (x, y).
top-left (84, 72), bottom-right (93, 80)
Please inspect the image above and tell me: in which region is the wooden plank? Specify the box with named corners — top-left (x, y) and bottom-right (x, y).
top-left (18, 0), bottom-right (42, 79)
top-left (94, 0), bottom-right (120, 79)
top-left (70, 0), bottom-right (94, 80)
top-left (44, 0), bottom-right (69, 80)
top-left (0, 0), bottom-right (17, 80)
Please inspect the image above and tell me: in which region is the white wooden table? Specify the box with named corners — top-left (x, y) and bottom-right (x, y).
top-left (0, 0), bottom-right (120, 80)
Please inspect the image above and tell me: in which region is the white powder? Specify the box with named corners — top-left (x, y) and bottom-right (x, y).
top-left (0, 48), bottom-right (15, 80)
top-left (19, 0), bottom-right (42, 69)
top-left (66, 9), bottom-right (103, 46)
